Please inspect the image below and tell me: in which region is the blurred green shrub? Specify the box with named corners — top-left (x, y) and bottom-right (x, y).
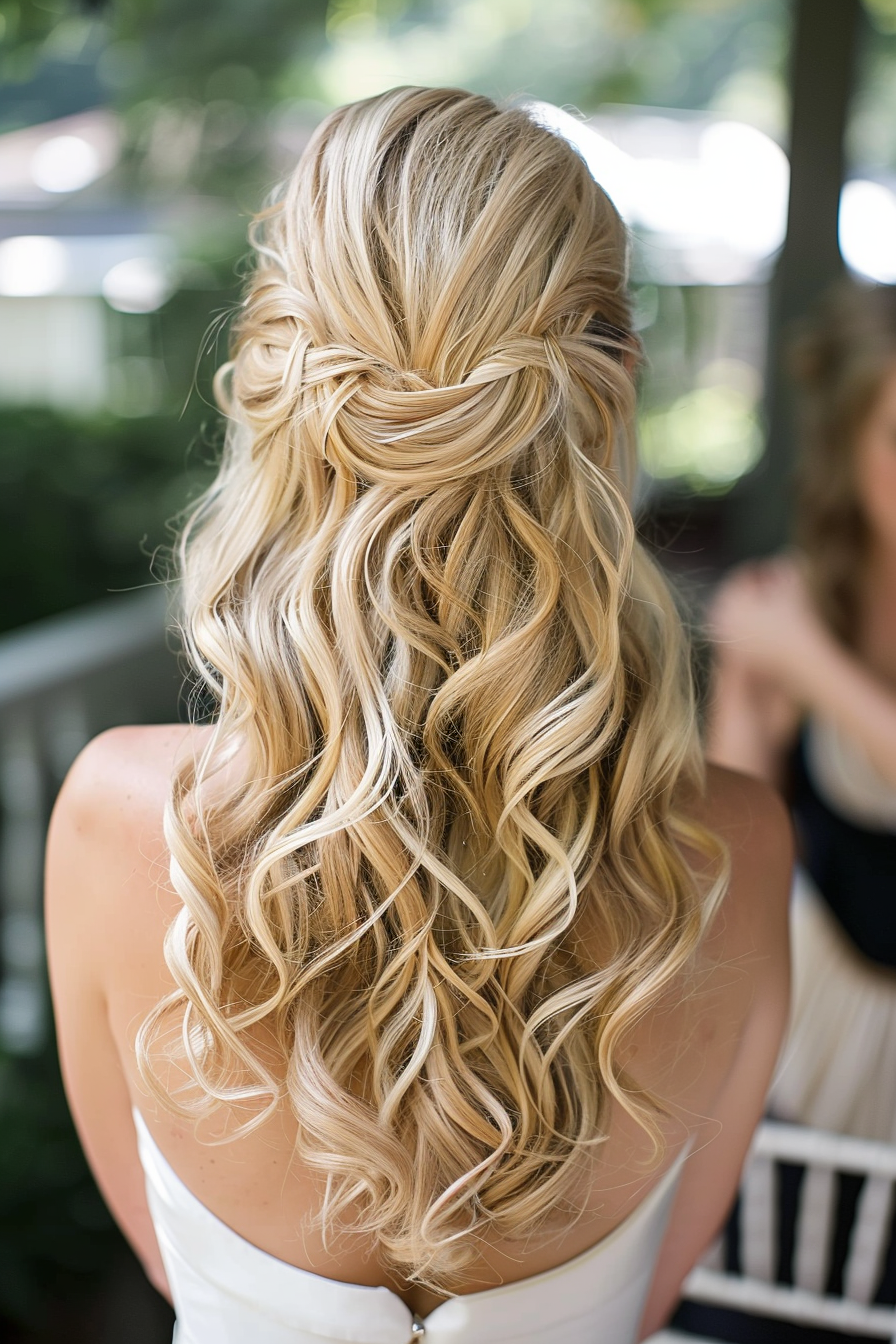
top-left (0, 1033), bottom-right (121, 1327)
top-left (0, 406), bottom-right (217, 635)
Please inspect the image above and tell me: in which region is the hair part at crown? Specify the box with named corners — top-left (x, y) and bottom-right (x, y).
top-left (138, 86), bottom-right (727, 1293)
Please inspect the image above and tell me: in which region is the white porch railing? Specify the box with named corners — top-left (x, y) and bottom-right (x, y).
top-left (0, 588), bottom-right (180, 1053)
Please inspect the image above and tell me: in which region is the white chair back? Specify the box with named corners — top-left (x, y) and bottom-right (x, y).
top-left (679, 1121), bottom-right (896, 1339)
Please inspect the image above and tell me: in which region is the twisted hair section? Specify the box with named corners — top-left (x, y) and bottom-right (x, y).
top-left (138, 86), bottom-right (727, 1291)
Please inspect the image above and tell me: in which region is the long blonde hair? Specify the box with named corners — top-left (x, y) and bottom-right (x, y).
top-left (140, 86), bottom-right (725, 1290)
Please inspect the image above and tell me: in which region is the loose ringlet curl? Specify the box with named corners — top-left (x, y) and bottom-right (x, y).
top-left (139, 86), bottom-right (727, 1292)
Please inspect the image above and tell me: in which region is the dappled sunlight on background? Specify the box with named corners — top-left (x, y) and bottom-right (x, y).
top-left (2, 1), bottom-right (896, 1338)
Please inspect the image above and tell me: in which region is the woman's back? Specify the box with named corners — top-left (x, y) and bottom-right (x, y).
top-left (46, 88), bottom-right (792, 1342)
top-left (132, 1102), bottom-right (684, 1343)
top-left (48, 723), bottom-right (790, 1336)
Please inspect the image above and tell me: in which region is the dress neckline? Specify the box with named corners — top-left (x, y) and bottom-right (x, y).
top-left (132, 1105), bottom-right (689, 1325)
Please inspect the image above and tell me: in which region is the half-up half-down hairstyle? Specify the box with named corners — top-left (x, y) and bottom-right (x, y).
top-left (139, 86), bottom-right (727, 1291)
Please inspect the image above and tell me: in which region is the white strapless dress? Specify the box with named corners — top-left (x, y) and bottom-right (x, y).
top-left (134, 1108), bottom-right (688, 1344)
top-left (770, 716), bottom-right (896, 1143)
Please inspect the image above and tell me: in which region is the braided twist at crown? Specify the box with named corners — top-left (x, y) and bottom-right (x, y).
top-left (230, 293), bottom-right (630, 490)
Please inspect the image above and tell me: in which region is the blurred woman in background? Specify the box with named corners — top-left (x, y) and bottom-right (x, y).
top-left (46, 87), bottom-right (790, 1344)
top-left (710, 282), bottom-right (896, 1142)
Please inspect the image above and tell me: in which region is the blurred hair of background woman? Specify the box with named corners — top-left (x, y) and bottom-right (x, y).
top-left (708, 282), bottom-right (896, 1143)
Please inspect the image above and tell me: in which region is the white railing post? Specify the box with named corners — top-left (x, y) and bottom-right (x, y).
top-left (0, 710), bottom-right (48, 1052)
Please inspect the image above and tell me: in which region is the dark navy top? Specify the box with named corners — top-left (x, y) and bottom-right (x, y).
top-left (790, 732), bottom-right (896, 969)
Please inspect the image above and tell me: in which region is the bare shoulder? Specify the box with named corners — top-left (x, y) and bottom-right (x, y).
top-left (46, 724), bottom-right (211, 975)
top-left (56, 722), bottom-right (209, 822)
top-left (51, 723), bottom-right (212, 862)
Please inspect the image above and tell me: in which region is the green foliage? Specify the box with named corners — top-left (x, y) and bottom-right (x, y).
top-left (307, 0), bottom-right (787, 131)
top-left (2, 0), bottom-right (792, 202)
top-left (0, 404), bottom-right (217, 635)
top-left (865, 0), bottom-right (896, 34)
top-left (111, 0), bottom-right (330, 97)
top-left (0, 1030), bottom-right (122, 1326)
top-left (0, 1), bottom-right (69, 82)
top-left (106, 0), bottom-right (331, 200)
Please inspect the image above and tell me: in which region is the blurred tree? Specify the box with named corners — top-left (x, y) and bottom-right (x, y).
top-left (2, 0), bottom-right (789, 196)
top-left (0, 1033), bottom-right (119, 1328)
top-left (0, 404), bottom-right (216, 634)
top-left (851, 0), bottom-right (896, 175)
top-left (303, 0), bottom-right (787, 137)
top-left (0, 1), bottom-right (67, 82)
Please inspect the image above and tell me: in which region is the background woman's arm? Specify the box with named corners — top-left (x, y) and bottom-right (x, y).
top-left (709, 557), bottom-right (896, 790)
top-left (707, 651), bottom-right (800, 785)
top-left (639, 772), bottom-right (793, 1337)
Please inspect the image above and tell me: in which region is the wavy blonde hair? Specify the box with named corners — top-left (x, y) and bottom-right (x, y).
top-left (140, 86), bottom-right (726, 1291)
